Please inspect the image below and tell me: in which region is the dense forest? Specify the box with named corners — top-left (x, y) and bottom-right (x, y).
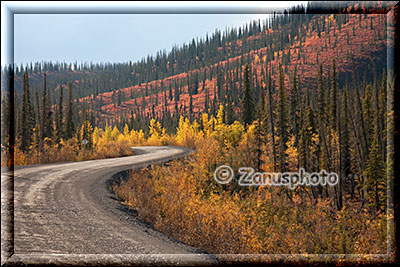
top-left (0, 0), bottom-right (397, 257)
top-left (2, 2), bottom-right (393, 138)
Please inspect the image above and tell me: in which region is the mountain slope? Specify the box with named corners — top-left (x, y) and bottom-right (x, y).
top-left (81, 12), bottom-right (388, 127)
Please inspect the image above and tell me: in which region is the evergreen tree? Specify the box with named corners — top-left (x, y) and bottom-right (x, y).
top-left (352, 59), bottom-right (369, 167)
top-left (363, 84), bottom-right (374, 147)
top-left (298, 97), bottom-right (307, 169)
top-left (226, 94), bottom-right (235, 125)
top-left (34, 87), bottom-right (41, 145)
top-left (169, 83), bottom-right (173, 101)
top-left (204, 87), bottom-right (209, 113)
top-left (329, 59), bottom-right (337, 131)
top-left (15, 90), bottom-right (21, 142)
top-left (174, 84), bottom-right (180, 102)
top-left (255, 83), bottom-right (266, 171)
top-left (193, 73), bottom-right (199, 94)
top-left (41, 73), bottom-right (53, 143)
top-left (317, 64), bottom-right (326, 125)
top-left (18, 68), bottom-right (35, 152)
top-left (1, 92), bottom-right (10, 149)
top-left (189, 94), bottom-right (193, 122)
top-left (300, 87), bottom-right (319, 212)
top-left (363, 122), bottom-right (386, 212)
top-left (65, 82), bottom-right (75, 139)
top-left (55, 85), bottom-right (64, 143)
top-left (263, 69), bottom-right (277, 170)
top-left (80, 119), bottom-right (93, 149)
top-left (316, 64), bottom-right (330, 171)
top-left (378, 69), bottom-right (387, 162)
top-left (277, 64), bottom-right (289, 172)
top-left (241, 64), bottom-right (255, 127)
top-left (341, 88), bottom-right (351, 178)
top-left (290, 71), bottom-right (300, 146)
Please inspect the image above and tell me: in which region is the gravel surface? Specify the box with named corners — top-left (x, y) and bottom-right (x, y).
top-left (1, 146), bottom-right (219, 266)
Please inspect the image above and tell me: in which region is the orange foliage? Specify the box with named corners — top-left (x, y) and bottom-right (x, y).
top-left (113, 117), bottom-right (387, 255)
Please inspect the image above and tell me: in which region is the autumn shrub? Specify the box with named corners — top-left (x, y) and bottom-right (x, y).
top-left (113, 161), bottom-right (262, 254)
top-left (114, 155), bottom-right (387, 255)
top-left (113, 117), bottom-right (388, 255)
top-left (7, 122), bottom-right (134, 166)
top-left (174, 117), bottom-right (204, 148)
top-left (6, 110), bottom-right (388, 256)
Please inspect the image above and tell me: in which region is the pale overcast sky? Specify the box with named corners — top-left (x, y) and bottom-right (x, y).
top-left (11, 2), bottom-right (307, 65)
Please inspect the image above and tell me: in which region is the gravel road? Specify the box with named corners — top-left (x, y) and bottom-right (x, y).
top-left (1, 146), bottom-right (219, 266)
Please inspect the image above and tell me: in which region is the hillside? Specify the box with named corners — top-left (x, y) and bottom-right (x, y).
top-left (5, 1), bottom-right (395, 133)
top-left (79, 12), bottom-right (388, 128)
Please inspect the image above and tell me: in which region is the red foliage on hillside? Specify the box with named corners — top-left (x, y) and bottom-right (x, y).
top-left (80, 13), bottom-right (387, 122)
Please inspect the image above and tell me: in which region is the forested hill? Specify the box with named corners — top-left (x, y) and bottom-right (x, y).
top-left (2, 1), bottom-right (395, 132)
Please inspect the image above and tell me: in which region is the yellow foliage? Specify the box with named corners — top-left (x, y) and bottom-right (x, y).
top-left (103, 124), bottom-right (112, 141)
top-left (113, 134), bottom-right (388, 255)
top-left (93, 127), bottom-right (100, 146)
top-left (216, 105), bottom-right (224, 125)
top-left (129, 129), bottom-right (146, 145)
top-left (147, 118), bottom-right (170, 146)
top-left (175, 117), bottom-right (203, 148)
top-left (123, 123), bottom-right (130, 136)
top-left (262, 55), bottom-right (267, 62)
top-left (212, 120), bottom-right (244, 149)
top-left (285, 135), bottom-right (299, 170)
top-left (9, 110), bottom-right (388, 257)
top-left (111, 126), bottom-right (121, 140)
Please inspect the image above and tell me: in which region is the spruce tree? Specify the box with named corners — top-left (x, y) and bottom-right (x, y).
top-left (55, 85), bottom-right (64, 143)
top-left (255, 83), bottom-right (266, 171)
top-left (277, 64), bottom-right (289, 172)
top-left (169, 83), bottom-right (173, 101)
top-left (241, 64), bottom-right (254, 127)
top-left (18, 68), bottom-right (35, 152)
top-left (41, 73), bottom-right (53, 143)
top-left (226, 94), bottom-right (235, 125)
top-left (352, 59), bottom-right (369, 167)
top-left (300, 86), bottom-right (317, 172)
top-left (204, 87), bottom-right (209, 113)
top-left (290, 71), bottom-right (299, 146)
top-left (34, 86), bottom-right (41, 146)
top-left (317, 64), bottom-right (326, 125)
top-left (363, 122), bottom-right (386, 212)
top-left (174, 84), bottom-right (180, 102)
top-left (65, 82), bottom-right (75, 139)
top-left (189, 94), bottom-right (193, 122)
top-left (316, 64), bottom-right (330, 171)
top-left (378, 69), bottom-right (387, 162)
top-left (329, 59), bottom-right (337, 130)
top-left (1, 92), bottom-right (9, 149)
top-left (263, 69), bottom-right (277, 171)
top-left (363, 84), bottom-right (374, 147)
top-left (341, 88), bottom-right (351, 177)
top-left (298, 94), bottom-right (308, 170)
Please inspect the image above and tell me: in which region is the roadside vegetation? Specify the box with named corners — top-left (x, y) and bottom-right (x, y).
top-left (1, 2), bottom-right (394, 257)
top-left (2, 60), bottom-right (393, 256)
top-left (113, 62), bottom-right (393, 254)
top-left (113, 107), bottom-right (389, 254)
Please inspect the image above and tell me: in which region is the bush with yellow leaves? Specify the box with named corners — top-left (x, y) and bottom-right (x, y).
top-left (113, 115), bottom-right (387, 255)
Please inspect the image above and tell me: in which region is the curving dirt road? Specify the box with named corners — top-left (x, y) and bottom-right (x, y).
top-left (1, 146), bottom-right (218, 266)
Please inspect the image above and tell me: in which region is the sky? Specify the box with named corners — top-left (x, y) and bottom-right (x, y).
top-left (11, 2), bottom-right (307, 66)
